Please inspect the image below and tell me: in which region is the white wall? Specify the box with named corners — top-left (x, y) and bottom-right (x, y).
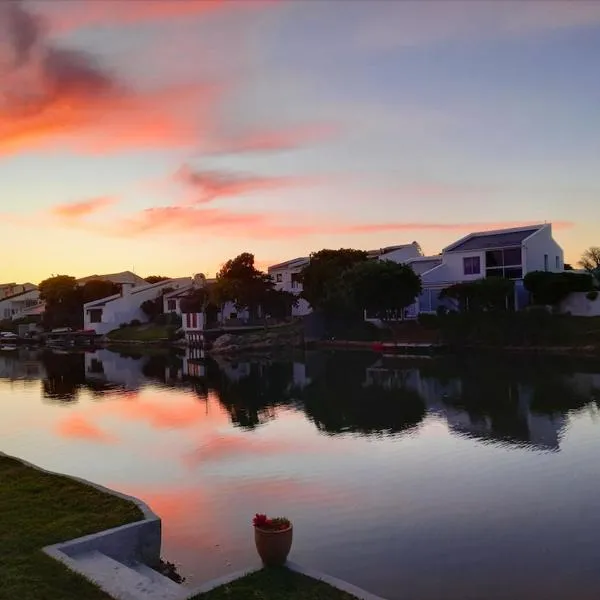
top-left (84, 278), bottom-right (190, 335)
top-left (379, 244), bottom-right (422, 264)
top-left (523, 225), bottom-right (563, 274)
top-left (271, 266), bottom-right (312, 316)
top-left (0, 289), bottom-right (41, 320)
top-left (560, 292), bottom-right (600, 316)
top-left (437, 250), bottom-right (487, 283)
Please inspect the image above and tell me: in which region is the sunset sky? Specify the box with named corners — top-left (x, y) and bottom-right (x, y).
top-left (1, 0), bottom-right (599, 283)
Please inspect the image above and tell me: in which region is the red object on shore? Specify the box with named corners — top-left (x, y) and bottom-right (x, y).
top-left (372, 342), bottom-right (384, 352)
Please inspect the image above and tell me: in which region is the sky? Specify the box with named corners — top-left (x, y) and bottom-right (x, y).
top-left (1, 0), bottom-right (599, 283)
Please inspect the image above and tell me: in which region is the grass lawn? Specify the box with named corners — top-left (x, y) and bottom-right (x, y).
top-left (0, 455), bottom-right (143, 600)
top-left (106, 324), bottom-right (176, 342)
top-left (193, 567), bottom-right (359, 600)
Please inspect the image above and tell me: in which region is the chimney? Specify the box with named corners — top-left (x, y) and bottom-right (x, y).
top-left (120, 282), bottom-right (135, 296)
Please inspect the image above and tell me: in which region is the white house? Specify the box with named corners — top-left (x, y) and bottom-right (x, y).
top-left (76, 270), bottom-right (147, 287)
top-left (0, 287), bottom-right (43, 321)
top-left (409, 223), bottom-right (564, 315)
top-left (268, 257), bottom-right (312, 317)
top-left (268, 242), bottom-right (423, 317)
top-left (83, 277), bottom-right (191, 335)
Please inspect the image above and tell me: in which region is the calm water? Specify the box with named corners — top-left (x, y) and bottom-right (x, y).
top-left (1, 347), bottom-right (600, 600)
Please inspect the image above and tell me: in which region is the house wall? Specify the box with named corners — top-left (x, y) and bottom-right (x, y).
top-left (84, 279), bottom-right (190, 335)
top-left (523, 225), bottom-right (564, 274)
top-left (0, 289), bottom-right (41, 320)
top-left (378, 244), bottom-right (422, 264)
top-left (271, 267), bottom-right (312, 317)
top-left (560, 292), bottom-right (600, 316)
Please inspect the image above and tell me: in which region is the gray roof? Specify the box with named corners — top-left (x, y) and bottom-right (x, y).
top-left (268, 257), bottom-right (309, 272)
top-left (409, 258), bottom-right (443, 275)
top-left (445, 228), bottom-right (540, 252)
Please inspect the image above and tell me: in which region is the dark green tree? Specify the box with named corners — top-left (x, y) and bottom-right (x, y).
top-left (300, 248), bottom-right (368, 310)
top-left (335, 259), bottom-right (422, 319)
top-left (440, 278), bottom-right (515, 312)
top-left (38, 275), bottom-right (81, 329)
top-left (524, 271), bottom-right (593, 305)
top-left (215, 253), bottom-right (273, 318)
top-left (579, 247), bottom-right (600, 273)
top-left (144, 275), bottom-right (170, 284)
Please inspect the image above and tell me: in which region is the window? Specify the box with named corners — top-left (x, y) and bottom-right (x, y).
top-left (463, 256), bottom-right (481, 275)
top-left (555, 256), bottom-right (560, 270)
top-left (88, 309), bottom-right (102, 323)
top-left (167, 299), bottom-right (176, 311)
top-left (291, 273), bottom-right (301, 289)
top-left (544, 254), bottom-right (549, 271)
top-left (276, 273), bottom-right (283, 283)
top-left (484, 247), bottom-right (523, 279)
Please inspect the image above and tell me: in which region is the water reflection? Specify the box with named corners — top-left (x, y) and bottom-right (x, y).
top-left (2, 347), bottom-right (600, 599)
top-left (2, 347), bottom-right (598, 450)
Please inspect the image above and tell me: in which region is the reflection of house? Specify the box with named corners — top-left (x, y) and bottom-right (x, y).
top-left (408, 224), bottom-right (564, 315)
top-left (85, 350), bottom-right (153, 389)
top-left (0, 350), bottom-right (46, 380)
top-left (364, 359), bottom-right (566, 451)
top-left (182, 346), bottom-right (205, 378)
top-left (83, 278), bottom-right (191, 335)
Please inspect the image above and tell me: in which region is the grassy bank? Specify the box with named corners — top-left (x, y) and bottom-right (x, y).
top-left (194, 567), bottom-right (358, 600)
top-left (106, 324), bottom-right (177, 342)
top-left (0, 455), bottom-right (143, 600)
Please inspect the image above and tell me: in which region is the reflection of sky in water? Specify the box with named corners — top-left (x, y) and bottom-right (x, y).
top-left (0, 349), bottom-right (600, 599)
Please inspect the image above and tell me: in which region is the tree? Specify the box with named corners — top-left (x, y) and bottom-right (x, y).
top-left (262, 289), bottom-right (298, 319)
top-left (144, 275), bottom-right (170, 284)
top-left (300, 249), bottom-right (368, 310)
top-left (80, 279), bottom-right (120, 304)
top-left (38, 275), bottom-right (81, 329)
top-left (524, 271), bottom-right (593, 306)
top-left (440, 278), bottom-right (515, 312)
top-left (215, 253), bottom-right (273, 318)
top-left (579, 247), bottom-right (600, 274)
top-left (334, 260), bottom-right (422, 319)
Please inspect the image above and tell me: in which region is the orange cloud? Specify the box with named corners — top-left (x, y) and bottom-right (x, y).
top-left (50, 196), bottom-right (117, 220)
top-left (46, 0), bottom-right (275, 33)
top-left (343, 220), bottom-right (575, 234)
top-left (176, 166), bottom-right (310, 204)
top-left (206, 123), bottom-right (341, 154)
top-left (57, 414), bottom-right (116, 443)
top-left (0, 2), bottom-right (218, 156)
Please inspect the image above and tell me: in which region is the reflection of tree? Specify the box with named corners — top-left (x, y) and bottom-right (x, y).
top-left (40, 351), bottom-right (86, 402)
top-left (299, 353), bottom-right (426, 436)
top-left (207, 359), bottom-right (294, 429)
top-left (141, 354), bottom-right (183, 384)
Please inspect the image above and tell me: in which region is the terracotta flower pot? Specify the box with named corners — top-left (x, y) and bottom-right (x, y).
top-left (254, 525), bottom-right (293, 567)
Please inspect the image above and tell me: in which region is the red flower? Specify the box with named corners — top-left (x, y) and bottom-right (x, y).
top-left (252, 513), bottom-right (291, 531)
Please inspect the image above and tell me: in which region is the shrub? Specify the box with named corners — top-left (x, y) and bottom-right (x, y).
top-left (440, 278), bottom-right (514, 312)
top-left (524, 271), bottom-right (593, 305)
top-left (119, 322), bottom-right (127, 328)
top-left (418, 313), bottom-right (440, 328)
top-left (587, 290), bottom-right (599, 301)
top-left (129, 319), bottom-right (141, 327)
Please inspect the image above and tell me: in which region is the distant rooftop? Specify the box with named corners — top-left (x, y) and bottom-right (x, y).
top-left (268, 257), bottom-right (309, 272)
top-left (445, 226), bottom-right (542, 253)
top-left (77, 271), bottom-right (147, 286)
top-left (407, 257), bottom-right (443, 275)
top-left (367, 242), bottom-right (419, 258)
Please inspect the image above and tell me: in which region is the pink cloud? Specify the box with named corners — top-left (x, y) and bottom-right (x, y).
top-left (57, 414), bottom-right (116, 444)
top-left (206, 123), bottom-right (342, 154)
top-left (343, 220), bottom-right (574, 234)
top-left (50, 196), bottom-right (117, 220)
top-left (45, 0), bottom-right (276, 33)
top-left (0, 2), bottom-right (219, 156)
top-left (176, 166), bottom-right (308, 204)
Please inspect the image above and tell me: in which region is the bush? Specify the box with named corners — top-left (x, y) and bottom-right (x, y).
top-left (417, 313), bottom-right (440, 328)
top-left (119, 322), bottom-right (128, 328)
top-left (587, 290), bottom-right (599, 301)
top-left (524, 271), bottom-right (593, 305)
top-left (129, 319), bottom-right (142, 327)
top-left (440, 278), bottom-right (514, 312)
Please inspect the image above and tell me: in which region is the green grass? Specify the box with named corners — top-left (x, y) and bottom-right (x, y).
top-left (0, 456), bottom-right (143, 600)
top-left (193, 567), bottom-right (358, 600)
top-left (106, 324), bottom-right (176, 342)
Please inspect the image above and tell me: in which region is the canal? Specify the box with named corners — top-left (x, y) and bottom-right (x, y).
top-left (1, 347), bottom-right (599, 599)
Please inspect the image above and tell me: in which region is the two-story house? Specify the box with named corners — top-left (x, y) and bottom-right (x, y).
top-left (268, 242), bottom-right (424, 317)
top-left (411, 223), bottom-right (564, 314)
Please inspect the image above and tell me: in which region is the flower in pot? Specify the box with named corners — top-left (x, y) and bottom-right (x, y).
top-left (253, 513), bottom-right (293, 567)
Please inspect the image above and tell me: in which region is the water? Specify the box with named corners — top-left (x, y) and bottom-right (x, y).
top-left (1, 347), bottom-right (600, 600)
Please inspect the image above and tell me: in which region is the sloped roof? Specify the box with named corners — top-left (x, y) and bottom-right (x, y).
top-left (408, 257), bottom-right (443, 275)
top-left (84, 277), bottom-right (191, 308)
top-left (367, 243), bottom-right (418, 258)
top-left (77, 271), bottom-right (147, 286)
top-left (268, 257), bottom-right (309, 272)
top-left (444, 226), bottom-right (543, 253)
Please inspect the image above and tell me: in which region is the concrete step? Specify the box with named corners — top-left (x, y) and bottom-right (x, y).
top-left (72, 551), bottom-right (185, 600)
